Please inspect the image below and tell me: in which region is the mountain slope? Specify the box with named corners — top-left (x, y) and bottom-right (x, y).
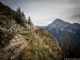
top-left (43, 19), bottom-right (80, 58)
top-left (0, 2), bottom-right (62, 60)
top-left (0, 2), bottom-right (24, 47)
top-left (21, 27), bottom-right (62, 60)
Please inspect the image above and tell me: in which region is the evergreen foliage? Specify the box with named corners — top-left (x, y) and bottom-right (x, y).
top-left (28, 16), bottom-right (31, 24)
top-left (15, 7), bottom-right (25, 25)
top-left (28, 16), bottom-right (32, 26)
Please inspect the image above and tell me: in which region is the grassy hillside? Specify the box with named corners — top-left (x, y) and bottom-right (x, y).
top-left (19, 27), bottom-right (62, 60)
top-left (0, 2), bottom-right (62, 60)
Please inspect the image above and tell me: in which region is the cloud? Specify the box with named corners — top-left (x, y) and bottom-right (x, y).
top-left (0, 0), bottom-right (80, 26)
top-left (24, 0), bottom-right (74, 25)
top-left (67, 0), bottom-right (80, 23)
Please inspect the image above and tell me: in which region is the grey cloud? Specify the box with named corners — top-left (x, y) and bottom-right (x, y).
top-left (69, 0), bottom-right (80, 6)
top-left (0, 0), bottom-right (80, 25)
top-left (68, 0), bottom-right (80, 23)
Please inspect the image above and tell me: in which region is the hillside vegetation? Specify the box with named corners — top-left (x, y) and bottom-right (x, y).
top-left (0, 2), bottom-right (62, 60)
top-left (20, 27), bottom-right (62, 60)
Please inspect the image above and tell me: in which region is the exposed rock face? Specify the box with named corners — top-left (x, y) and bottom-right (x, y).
top-left (0, 2), bottom-right (24, 46)
top-left (0, 34), bottom-right (26, 60)
top-left (0, 2), bottom-right (24, 33)
top-left (0, 2), bottom-right (27, 60)
top-left (0, 19), bottom-right (23, 33)
top-left (23, 22), bottom-right (34, 29)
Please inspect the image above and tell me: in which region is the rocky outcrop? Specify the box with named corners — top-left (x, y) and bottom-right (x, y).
top-left (0, 34), bottom-right (26, 60)
top-left (0, 19), bottom-right (24, 33)
top-left (0, 2), bottom-right (24, 46)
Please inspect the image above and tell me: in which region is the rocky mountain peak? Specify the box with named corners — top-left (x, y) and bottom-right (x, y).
top-left (47, 19), bottom-right (74, 31)
top-left (53, 19), bottom-right (64, 23)
top-left (50, 19), bottom-right (70, 27)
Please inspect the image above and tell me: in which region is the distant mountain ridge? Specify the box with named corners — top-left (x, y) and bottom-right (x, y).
top-left (47, 19), bottom-right (80, 31)
top-left (44, 19), bottom-right (80, 43)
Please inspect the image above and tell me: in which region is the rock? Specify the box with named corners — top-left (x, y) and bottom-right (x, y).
top-left (0, 34), bottom-right (26, 60)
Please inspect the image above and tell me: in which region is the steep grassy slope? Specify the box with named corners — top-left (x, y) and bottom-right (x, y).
top-left (0, 26), bottom-right (62, 60)
top-left (20, 27), bottom-right (62, 60)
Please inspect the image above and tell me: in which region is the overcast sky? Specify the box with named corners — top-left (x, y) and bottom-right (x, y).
top-left (0, 0), bottom-right (80, 26)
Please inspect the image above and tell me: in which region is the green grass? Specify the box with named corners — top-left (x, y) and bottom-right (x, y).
top-left (19, 30), bottom-right (33, 41)
top-left (20, 28), bottom-right (62, 60)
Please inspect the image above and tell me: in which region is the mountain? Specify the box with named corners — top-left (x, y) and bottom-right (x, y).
top-left (43, 19), bottom-right (80, 58)
top-left (44, 19), bottom-right (80, 42)
top-left (0, 2), bottom-right (62, 60)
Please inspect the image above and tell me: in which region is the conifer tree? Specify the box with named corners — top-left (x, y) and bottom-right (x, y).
top-left (15, 7), bottom-right (25, 25)
top-left (17, 7), bottom-right (21, 14)
top-left (28, 16), bottom-right (31, 24)
top-left (22, 12), bottom-right (25, 17)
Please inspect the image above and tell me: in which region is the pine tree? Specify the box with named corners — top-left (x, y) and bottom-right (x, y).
top-left (17, 7), bottom-right (21, 14)
top-left (28, 16), bottom-right (31, 24)
top-left (15, 7), bottom-right (25, 25)
top-left (22, 12), bottom-right (25, 17)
